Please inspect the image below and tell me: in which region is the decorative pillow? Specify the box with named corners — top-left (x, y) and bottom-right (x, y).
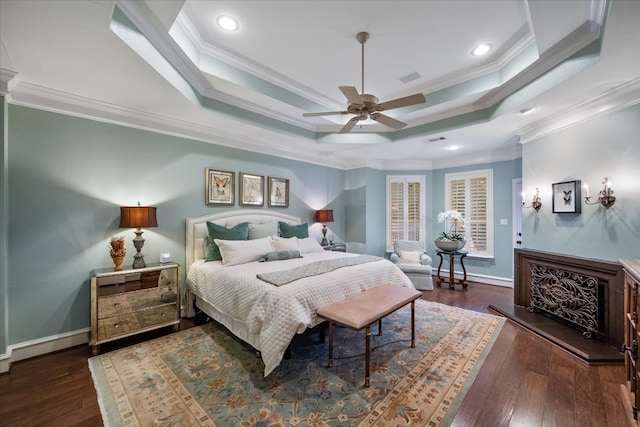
top-left (398, 250), bottom-right (421, 264)
top-left (215, 237), bottom-right (274, 266)
top-left (205, 222), bottom-right (249, 261)
top-left (249, 222), bottom-right (278, 240)
top-left (271, 237), bottom-right (299, 251)
top-left (259, 250), bottom-right (302, 262)
top-left (279, 221), bottom-right (309, 239)
top-left (297, 237), bottom-right (325, 254)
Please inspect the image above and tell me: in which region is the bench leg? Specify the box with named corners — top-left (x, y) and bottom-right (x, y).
top-left (365, 325), bottom-right (371, 387)
top-left (328, 321), bottom-right (334, 368)
top-left (411, 300), bottom-right (416, 348)
top-left (378, 318), bottom-right (382, 336)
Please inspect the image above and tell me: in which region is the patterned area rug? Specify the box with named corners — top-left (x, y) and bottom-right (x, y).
top-left (89, 299), bottom-right (504, 426)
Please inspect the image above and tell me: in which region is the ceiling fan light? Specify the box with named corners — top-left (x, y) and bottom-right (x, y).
top-left (471, 43), bottom-right (492, 56)
top-left (216, 15), bottom-right (239, 32)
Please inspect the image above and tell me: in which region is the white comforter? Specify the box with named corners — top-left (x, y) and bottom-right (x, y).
top-left (186, 251), bottom-right (414, 376)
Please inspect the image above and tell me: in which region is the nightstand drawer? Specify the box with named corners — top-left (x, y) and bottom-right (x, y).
top-left (97, 295), bottom-right (131, 317)
top-left (98, 313), bottom-right (139, 340)
top-left (134, 304), bottom-right (178, 329)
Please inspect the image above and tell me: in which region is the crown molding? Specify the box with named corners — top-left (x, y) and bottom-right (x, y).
top-left (0, 68), bottom-right (19, 96)
top-left (518, 77), bottom-right (640, 144)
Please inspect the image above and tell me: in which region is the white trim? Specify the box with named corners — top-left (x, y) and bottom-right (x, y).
top-left (0, 328), bottom-right (90, 373)
top-left (432, 270), bottom-right (513, 288)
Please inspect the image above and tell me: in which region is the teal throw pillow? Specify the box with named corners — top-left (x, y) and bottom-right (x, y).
top-left (205, 221), bottom-right (249, 261)
top-left (259, 250), bottom-right (302, 262)
top-left (279, 222), bottom-right (309, 239)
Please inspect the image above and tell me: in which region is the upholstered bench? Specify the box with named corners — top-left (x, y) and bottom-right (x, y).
top-left (316, 285), bottom-right (422, 387)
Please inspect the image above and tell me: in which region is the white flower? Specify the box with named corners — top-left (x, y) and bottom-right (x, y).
top-left (438, 210), bottom-right (465, 225)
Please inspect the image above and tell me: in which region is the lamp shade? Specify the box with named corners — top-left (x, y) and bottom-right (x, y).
top-left (119, 205), bottom-right (158, 228)
top-left (315, 209), bottom-right (334, 223)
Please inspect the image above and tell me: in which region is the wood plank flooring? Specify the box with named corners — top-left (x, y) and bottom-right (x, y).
top-left (0, 282), bottom-right (628, 427)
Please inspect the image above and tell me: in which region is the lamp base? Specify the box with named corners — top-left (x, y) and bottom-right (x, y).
top-left (132, 228), bottom-right (146, 269)
top-left (321, 224), bottom-right (328, 246)
top-left (132, 254), bottom-right (146, 269)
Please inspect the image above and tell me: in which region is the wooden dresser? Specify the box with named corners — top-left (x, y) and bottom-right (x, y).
top-left (89, 262), bottom-right (180, 355)
top-left (621, 258), bottom-right (640, 426)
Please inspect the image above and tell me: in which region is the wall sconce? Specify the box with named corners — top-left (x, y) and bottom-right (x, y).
top-left (522, 188), bottom-right (542, 211)
top-left (584, 177), bottom-right (616, 208)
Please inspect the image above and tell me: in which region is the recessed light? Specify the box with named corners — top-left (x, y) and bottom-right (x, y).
top-left (216, 15), bottom-right (239, 32)
top-left (520, 108), bottom-right (536, 115)
top-left (471, 43), bottom-right (492, 56)
top-left (446, 144), bottom-right (461, 151)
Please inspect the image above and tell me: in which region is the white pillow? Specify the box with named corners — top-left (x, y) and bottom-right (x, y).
top-left (398, 250), bottom-right (421, 264)
top-left (271, 237), bottom-right (299, 251)
top-left (248, 222), bottom-right (278, 240)
top-left (297, 237), bottom-right (325, 254)
top-left (214, 237), bottom-right (274, 266)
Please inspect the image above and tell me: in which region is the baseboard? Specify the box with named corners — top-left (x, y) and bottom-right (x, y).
top-left (0, 327), bottom-right (90, 373)
top-left (433, 269), bottom-right (513, 288)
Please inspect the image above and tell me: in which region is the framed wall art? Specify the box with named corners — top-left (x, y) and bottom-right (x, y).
top-left (267, 176), bottom-right (289, 208)
top-left (239, 172), bottom-right (264, 206)
top-left (552, 180), bottom-right (581, 214)
top-left (205, 168), bottom-right (235, 206)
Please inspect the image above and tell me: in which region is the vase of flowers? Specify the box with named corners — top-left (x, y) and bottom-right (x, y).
top-left (435, 210), bottom-right (466, 251)
top-left (109, 235), bottom-right (126, 271)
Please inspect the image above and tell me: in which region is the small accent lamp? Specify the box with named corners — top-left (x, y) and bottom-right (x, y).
top-left (522, 188), bottom-right (542, 211)
top-left (315, 209), bottom-right (334, 246)
top-left (584, 177), bottom-right (616, 208)
top-left (119, 202), bottom-right (158, 269)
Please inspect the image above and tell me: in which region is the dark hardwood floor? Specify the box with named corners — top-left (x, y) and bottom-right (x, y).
top-left (0, 282), bottom-right (627, 427)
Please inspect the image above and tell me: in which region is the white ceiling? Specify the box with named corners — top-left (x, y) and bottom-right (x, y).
top-left (1, 0), bottom-right (639, 170)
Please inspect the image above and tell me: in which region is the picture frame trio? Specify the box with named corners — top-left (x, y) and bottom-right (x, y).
top-left (205, 168), bottom-right (289, 208)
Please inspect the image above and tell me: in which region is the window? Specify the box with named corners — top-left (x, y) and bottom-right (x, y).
top-left (445, 169), bottom-right (493, 258)
top-left (386, 175), bottom-right (425, 251)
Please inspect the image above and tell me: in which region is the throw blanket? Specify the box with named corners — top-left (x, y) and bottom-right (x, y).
top-left (257, 254), bottom-right (382, 286)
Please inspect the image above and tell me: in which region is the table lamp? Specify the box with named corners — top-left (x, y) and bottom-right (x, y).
top-left (315, 209), bottom-right (334, 246)
top-left (119, 202), bottom-right (158, 269)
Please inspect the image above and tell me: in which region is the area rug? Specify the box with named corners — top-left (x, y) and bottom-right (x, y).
top-left (89, 299), bottom-right (504, 427)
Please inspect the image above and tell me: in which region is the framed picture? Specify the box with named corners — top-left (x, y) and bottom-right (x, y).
top-left (552, 180), bottom-right (581, 214)
top-left (239, 172), bottom-right (264, 206)
top-left (205, 168), bottom-right (235, 206)
top-left (267, 176), bottom-right (289, 208)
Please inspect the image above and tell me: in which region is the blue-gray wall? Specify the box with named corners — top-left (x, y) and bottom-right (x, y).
top-left (522, 103), bottom-right (640, 260)
top-left (5, 104), bottom-right (345, 347)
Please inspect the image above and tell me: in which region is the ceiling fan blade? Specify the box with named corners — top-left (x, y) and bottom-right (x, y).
top-left (338, 116), bottom-right (360, 134)
top-left (370, 113), bottom-right (407, 130)
top-left (377, 93), bottom-right (426, 111)
top-left (303, 111), bottom-right (349, 117)
top-left (339, 86), bottom-right (363, 106)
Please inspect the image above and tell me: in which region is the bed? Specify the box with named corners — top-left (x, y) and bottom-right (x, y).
top-left (185, 210), bottom-right (415, 376)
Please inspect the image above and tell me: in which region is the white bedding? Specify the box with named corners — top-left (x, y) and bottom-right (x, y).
top-left (186, 251), bottom-right (414, 376)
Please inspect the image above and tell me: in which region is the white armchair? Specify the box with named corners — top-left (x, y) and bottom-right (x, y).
top-left (390, 241), bottom-right (433, 291)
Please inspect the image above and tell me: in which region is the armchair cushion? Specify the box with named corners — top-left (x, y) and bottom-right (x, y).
top-left (398, 250), bottom-right (421, 264)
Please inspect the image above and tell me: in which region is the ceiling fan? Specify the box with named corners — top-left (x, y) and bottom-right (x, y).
top-left (303, 32), bottom-right (427, 134)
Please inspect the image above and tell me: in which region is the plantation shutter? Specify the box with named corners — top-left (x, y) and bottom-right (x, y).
top-left (387, 176), bottom-right (425, 251)
top-left (445, 170), bottom-right (493, 257)
top-left (468, 176), bottom-right (488, 252)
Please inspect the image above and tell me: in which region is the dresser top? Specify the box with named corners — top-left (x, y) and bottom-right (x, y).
top-left (91, 262), bottom-right (178, 278)
top-left (620, 259), bottom-right (640, 282)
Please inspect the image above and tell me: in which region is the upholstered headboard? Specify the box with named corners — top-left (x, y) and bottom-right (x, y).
top-left (185, 210), bottom-right (301, 273)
